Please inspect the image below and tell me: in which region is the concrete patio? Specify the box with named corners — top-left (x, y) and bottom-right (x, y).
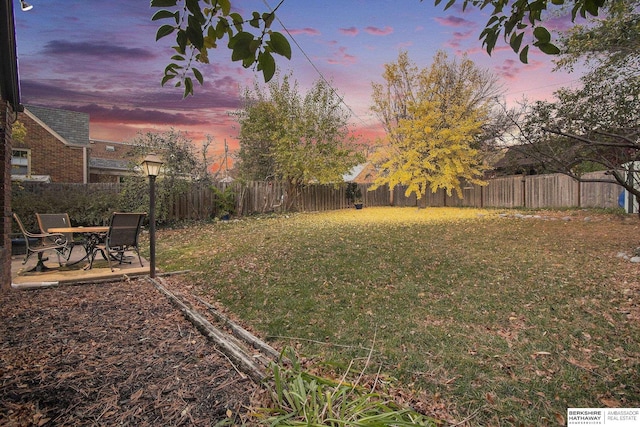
top-left (11, 246), bottom-right (152, 288)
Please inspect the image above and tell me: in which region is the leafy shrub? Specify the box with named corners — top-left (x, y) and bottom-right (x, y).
top-left (11, 183), bottom-right (118, 232)
top-left (345, 182), bottom-right (362, 204)
top-left (211, 185), bottom-right (236, 218)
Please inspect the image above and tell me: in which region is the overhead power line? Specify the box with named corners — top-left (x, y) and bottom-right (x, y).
top-left (261, 0), bottom-right (374, 130)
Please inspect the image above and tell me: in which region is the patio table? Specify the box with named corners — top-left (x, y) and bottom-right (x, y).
top-left (48, 226), bottom-right (109, 269)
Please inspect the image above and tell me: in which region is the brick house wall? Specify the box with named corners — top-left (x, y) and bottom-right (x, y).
top-left (15, 107), bottom-right (87, 183)
top-left (0, 101), bottom-right (13, 290)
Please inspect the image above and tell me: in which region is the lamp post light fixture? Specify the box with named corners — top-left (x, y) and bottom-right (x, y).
top-left (141, 153), bottom-right (163, 278)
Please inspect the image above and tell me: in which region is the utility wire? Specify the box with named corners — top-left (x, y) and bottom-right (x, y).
top-left (261, 0), bottom-right (374, 130)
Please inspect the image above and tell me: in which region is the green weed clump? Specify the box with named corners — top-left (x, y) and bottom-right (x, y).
top-left (255, 348), bottom-right (437, 426)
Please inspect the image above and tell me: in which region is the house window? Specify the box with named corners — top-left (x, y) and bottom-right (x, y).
top-left (11, 149), bottom-right (31, 177)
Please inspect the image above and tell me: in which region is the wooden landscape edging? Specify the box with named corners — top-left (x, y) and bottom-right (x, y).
top-left (149, 277), bottom-right (273, 383)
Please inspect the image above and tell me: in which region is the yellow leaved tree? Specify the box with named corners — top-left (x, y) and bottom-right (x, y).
top-left (370, 51), bottom-right (503, 199)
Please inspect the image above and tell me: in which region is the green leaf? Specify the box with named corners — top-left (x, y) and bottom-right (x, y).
top-left (535, 42), bottom-right (560, 54)
top-left (262, 12), bottom-right (275, 28)
top-left (161, 74), bottom-right (175, 86)
top-left (176, 30), bottom-right (187, 53)
top-left (170, 54), bottom-right (185, 61)
top-left (192, 67), bottom-right (204, 85)
top-left (150, 0), bottom-right (177, 7)
top-left (155, 24), bottom-right (175, 41)
top-left (164, 63), bottom-right (181, 74)
top-left (215, 18), bottom-right (229, 39)
top-left (151, 10), bottom-right (177, 22)
top-left (519, 45), bottom-right (529, 63)
top-left (219, 0), bottom-right (231, 15)
top-left (186, 16), bottom-right (204, 49)
top-left (444, 0), bottom-right (456, 10)
top-left (504, 16), bottom-right (518, 36)
top-left (229, 32), bottom-right (254, 61)
top-left (230, 12), bottom-right (244, 31)
top-left (268, 32), bottom-right (292, 59)
top-left (185, 0), bottom-right (205, 23)
top-left (259, 51), bottom-right (276, 82)
top-left (185, 77), bottom-right (194, 97)
top-left (509, 32), bottom-right (524, 53)
top-left (583, 0), bottom-right (600, 16)
top-left (250, 11), bottom-right (260, 28)
top-left (482, 29), bottom-right (499, 55)
top-left (533, 26), bottom-right (551, 43)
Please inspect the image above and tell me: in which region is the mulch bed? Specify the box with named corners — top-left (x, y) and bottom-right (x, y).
top-left (0, 278), bottom-right (259, 426)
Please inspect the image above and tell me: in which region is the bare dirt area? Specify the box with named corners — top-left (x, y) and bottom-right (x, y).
top-left (0, 278), bottom-right (258, 426)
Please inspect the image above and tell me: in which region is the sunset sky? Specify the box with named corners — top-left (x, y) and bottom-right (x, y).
top-left (13, 0), bottom-right (584, 158)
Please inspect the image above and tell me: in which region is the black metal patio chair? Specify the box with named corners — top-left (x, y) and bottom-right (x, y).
top-left (89, 212), bottom-right (146, 271)
top-left (36, 213), bottom-right (86, 262)
top-left (13, 212), bottom-right (68, 271)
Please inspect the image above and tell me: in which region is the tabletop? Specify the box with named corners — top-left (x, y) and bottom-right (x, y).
top-left (48, 226), bottom-right (109, 234)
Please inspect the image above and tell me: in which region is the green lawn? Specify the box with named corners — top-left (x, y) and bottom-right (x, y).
top-left (154, 207), bottom-right (640, 425)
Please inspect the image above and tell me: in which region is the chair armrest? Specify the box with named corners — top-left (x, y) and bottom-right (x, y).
top-left (24, 231), bottom-right (66, 239)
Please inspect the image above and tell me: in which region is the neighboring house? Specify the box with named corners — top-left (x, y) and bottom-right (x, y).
top-left (89, 139), bottom-right (137, 183)
top-left (343, 162), bottom-right (378, 184)
top-left (490, 146), bottom-right (542, 177)
top-left (14, 104), bottom-right (89, 183)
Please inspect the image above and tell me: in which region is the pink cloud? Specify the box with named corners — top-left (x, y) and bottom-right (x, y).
top-left (434, 16), bottom-right (474, 27)
top-left (494, 59), bottom-right (521, 80)
top-left (364, 26), bottom-right (393, 36)
top-left (288, 27), bottom-right (321, 36)
top-left (445, 30), bottom-right (474, 49)
top-left (327, 47), bottom-right (357, 65)
top-left (543, 12), bottom-right (576, 32)
top-left (339, 27), bottom-right (359, 36)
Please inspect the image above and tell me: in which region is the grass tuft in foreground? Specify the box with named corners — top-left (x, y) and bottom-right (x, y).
top-left (254, 348), bottom-right (437, 426)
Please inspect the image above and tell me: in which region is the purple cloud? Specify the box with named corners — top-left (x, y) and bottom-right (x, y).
top-left (42, 40), bottom-right (156, 60)
top-left (364, 26), bottom-right (393, 36)
top-left (434, 16), bottom-right (473, 27)
top-left (444, 29), bottom-right (475, 49)
top-left (339, 27), bottom-right (359, 36)
top-left (493, 59), bottom-right (522, 80)
top-left (72, 104), bottom-right (208, 126)
top-left (327, 47), bottom-right (357, 65)
top-left (288, 27), bottom-right (321, 36)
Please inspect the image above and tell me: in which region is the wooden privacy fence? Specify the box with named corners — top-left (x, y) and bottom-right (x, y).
top-left (169, 181), bottom-right (392, 220)
top-left (168, 172), bottom-right (621, 220)
top-left (14, 172), bottom-right (624, 223)
top-left (391, 171), bottom-right (621, 210)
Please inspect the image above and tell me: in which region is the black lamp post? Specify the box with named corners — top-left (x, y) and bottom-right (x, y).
top-left (141, 153), bottom-right (163, 278)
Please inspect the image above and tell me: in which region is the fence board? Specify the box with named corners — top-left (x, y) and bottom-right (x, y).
top-left (580, 171), bottom-right (620, 209)
top-left (525, 174), bottom-right (579, 208)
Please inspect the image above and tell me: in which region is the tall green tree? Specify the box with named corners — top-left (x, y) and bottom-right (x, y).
top-left (237, 74), bottom-right (364, 209)
top-left (370, 51), bottom-right (503, 199)
top-left (119, 129), bottom-right (208, 223)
